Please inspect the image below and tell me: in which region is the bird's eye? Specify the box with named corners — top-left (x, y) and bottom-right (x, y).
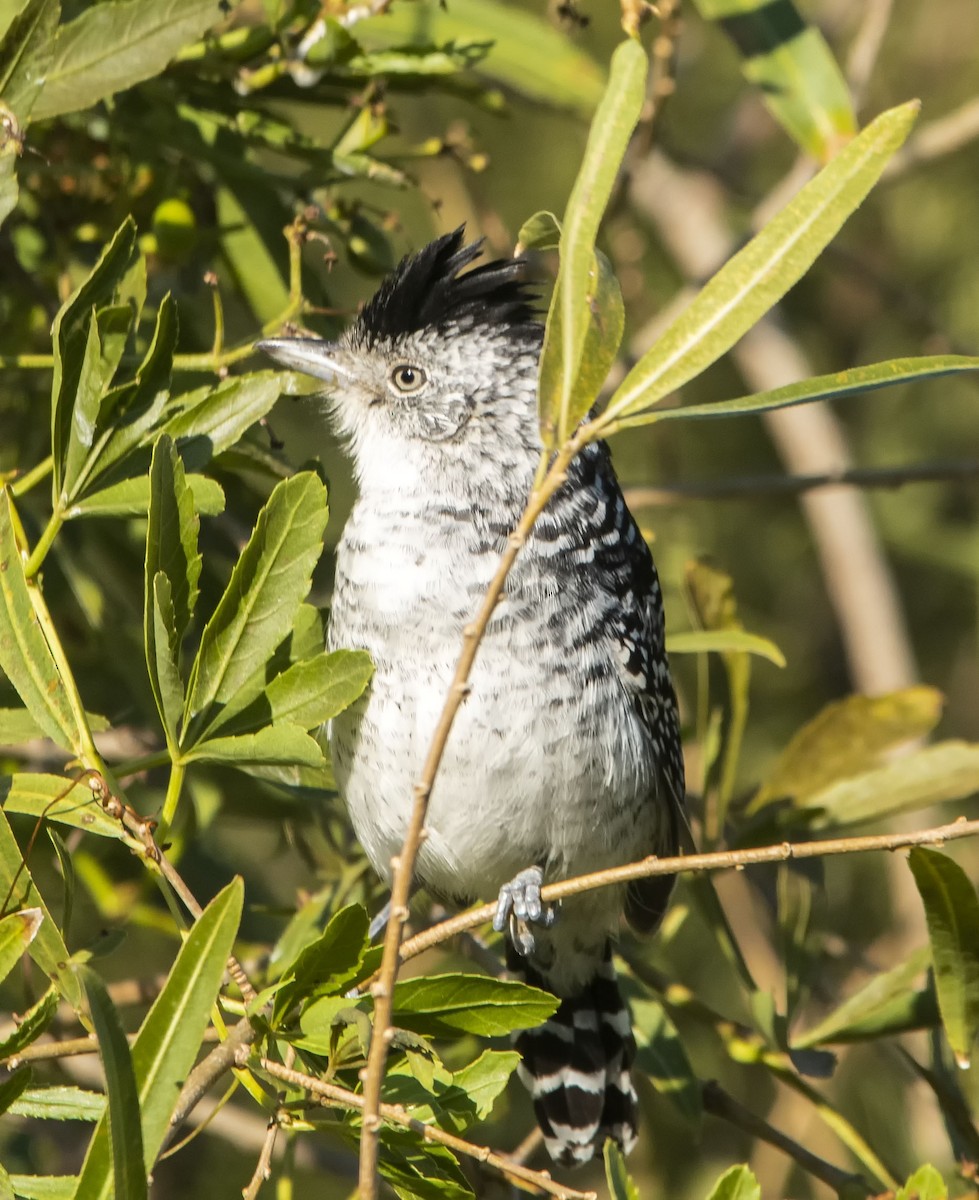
top-left (390, 364), bottom-right (427, 394)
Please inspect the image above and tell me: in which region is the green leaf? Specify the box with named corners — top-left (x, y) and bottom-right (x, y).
top-left (604, 102), bottom-right (919, 424)
top-left (9, 1085), bottom-right (105, 1121)
top-left (604, 1140), bottom-right (639, 1200)
top-left (31, 0), bottom-right (225, 122)
top-left (0, 0), bottom-right (59, 125)
top-left (804, 740), bottom-right (979, 829)
top-left (356, 0), bottom-right (604, 115)
top-left (214, 188), bottom-right (289, 326)
top-left (794, 948), bottom-right (936, 1048)
top-left (161, 372), bottom-right (284, 468)
top-left (896, 1165), bottom-right (948, 1200)
top-left (146, 435), bottom-right (200, 640)
top-left (691, 0), bottom-right (855, 160)
top-left (183, 472), bottom-right (328, 728)
top-left (376, 1126), bottom-right (472, 1200)
top-left (272, 903), bottom-right (370, 1024)
top-left (0, 139), bottom-right (18, 229)
top-left (75, 966), bottom-right (147, 1200)
top-left (750, 687), bottom-right (944, 813)
top-left (1, 772), bottom-right (125, 840)
top-left (0, 986), bottom-right (58, 1059)
top-left (49, 219), bottom-right (138, 503)
top-left (391, 974), bottom-right (559, 1037)
top-left (7, 1178), bottom-right (77, 1200)
top-left (0, 491), bottom-right (82, 751)
top-left (538, 38), bottom-right (644, 447)
top-left (207, 649), bottom-right (373, 739)
top-left (704, 1165), bottom-right (761, 1200)
top-left (384, 1049), bottom-right (519, 1134)
top-left (908, 848), bottom-right (979, 1068)
top-left (0, 806), bottom-right (82, 1013)
top-left (74, 878), bottom-right (243, 1198)
top-left (0, 1065), bottom-right (31, 1116)
top-left (146, 574), bottom-right (183, 745)
top-left (620, 355), bottom-right (979, 430)
top-left (515, 210), bottom-right (561, 252)
top-left (68, 472), bottom-right (224, 519)
top-left (0, 905), bottom-right (41, 983)
top-left (182, 724), bottom-right (326, 769)
top-left (666, 628), bottom-right (786, 667)
top-left (631, 997), bottom-right (702, 1122)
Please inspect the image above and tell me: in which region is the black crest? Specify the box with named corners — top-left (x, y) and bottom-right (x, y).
top-left (356, 227), bottom-right (539, 344)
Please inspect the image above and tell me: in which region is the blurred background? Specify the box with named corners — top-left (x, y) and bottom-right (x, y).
top-left (2, 0), bottom-right (979, 1195)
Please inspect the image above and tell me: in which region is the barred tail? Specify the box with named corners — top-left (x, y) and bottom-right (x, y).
top-left (510, 944), bottom-right (638, 1167)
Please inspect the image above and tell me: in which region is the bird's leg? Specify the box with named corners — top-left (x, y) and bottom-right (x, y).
top-left (493, 865), bottom-right (557, 958)
top-left (368, 900), bottom-right (392, 940)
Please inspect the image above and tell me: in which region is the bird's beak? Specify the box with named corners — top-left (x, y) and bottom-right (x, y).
top-left (256, 338), bottom-right (352, 384)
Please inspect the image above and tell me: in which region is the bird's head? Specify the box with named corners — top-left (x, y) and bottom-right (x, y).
top-left (258, 229), bottom-right (543, 493)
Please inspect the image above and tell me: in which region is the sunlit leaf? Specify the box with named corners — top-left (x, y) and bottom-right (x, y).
top-left (0, 986), bottom-right (58, 1059)
top-left (161, 373), bottom-right (284, 468)
top-left (182, 724), bottom-right (326, 769)
top-left (604, 1140), bottom-right (639, 1200)
top-left (9, 1085), bottom-right (105, 1121)
top-left (908, 848), bottom-right (979, 1068)
top-left (0, 905), bottom-right (41, 983)
top-left (392, 974), bottom-right (558, 1037)
top-left (604, 103), bottom-right (919, 424)
top-left (146, 435), bottom-right (200, 640)
top-left (68, 472), bottom-right (224, 518)
top-left (272, 903), bottom-right (370, 1023)
top-left (1, 772), bottom-right (125, 840)
top-left (704, 1164), bottom-right (761, 1200)
top-left (667, 628), bottom-right (786, 667)
top-left (896, 1164), bottom-right (948, 1200)
top-left (750, 687), bottom-right (943, 813)
top-left (0, 0), bottom-right (58, 125)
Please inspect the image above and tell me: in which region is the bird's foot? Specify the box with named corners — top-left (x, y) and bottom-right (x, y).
top-left (493, 866), bottom-right (556, 957)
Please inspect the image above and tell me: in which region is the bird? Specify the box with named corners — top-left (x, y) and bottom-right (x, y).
top-left (258, 228), bottom-right (685, 1167)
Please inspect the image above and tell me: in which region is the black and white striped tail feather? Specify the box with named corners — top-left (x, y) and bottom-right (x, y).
top-left (512, 946), bottom-right (638, 1166)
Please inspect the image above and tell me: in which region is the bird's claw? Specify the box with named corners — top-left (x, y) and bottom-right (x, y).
top-left (493, 866), bottom-right (556, 957)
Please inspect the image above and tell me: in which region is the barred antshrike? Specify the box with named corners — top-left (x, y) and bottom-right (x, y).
top-left (259, 230), bottom-right (685, 1166)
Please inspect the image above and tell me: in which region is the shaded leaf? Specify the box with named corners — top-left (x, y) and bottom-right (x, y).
top-left (146, 434), bottom-right (200, 640)
top-left (392, 974), bottom-right (558, 1037)
top-left (0, 1065), bottom-right (31, 1116)
top-left (74, 966), bottom-right (146, 1200)
top-left (32, 0), bottom-right (224, 122)
top-left (183, 472), bottom-right (328, 727)
top-left (750, 688), bottom-right (943, 813)
top-left (272, 903), bottom-right (370, 1023)
top-left (0, 491), bottom-right (82, 750)
top-left (605, 103), bottom-right (919, 423)
top-left (667, 628), bottom-right (785, 667)
top-left (0, 140), bottom-right (17, 229)
top-left (793, 949), bottom-right (936, 1048)
top-left (604, 1140), bottom-right (639, 1200)
top-left (631, 997), bottom-right (702, 1122)
top-left (182, 724), bottom-right (326, 769)
top-left (146, 573), bottom-right (183, 744)
top-left (9, 1085), bottom-right (105, 1121)
top-left (908, 848), bottom-right (979, 1068)
top-left (0, 905), bottom-right (41, 983)
top-left (0, 985), bottom-right (58, 1059)
top-left (162, 372), bottom-right (285, 468)
top-left (692, 0), bottom-right (855, 159)
top-left (539, 39), bottom-right (644, 446)
top-left (68, 472), bottom-right (224, 518)
top-left (516, 210), bottom-right (561, 252)
top-left (0, 707), bottom-right (108, 744)
top-left (0, 0), bottom-right (58, 124)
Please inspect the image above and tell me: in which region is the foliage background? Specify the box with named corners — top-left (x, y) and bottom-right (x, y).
top-left (1, 0), bottom-right (979, 1197)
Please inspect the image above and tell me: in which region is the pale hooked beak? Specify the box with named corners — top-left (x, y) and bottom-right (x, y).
top-left (256, 338), bottom-right (352, 384)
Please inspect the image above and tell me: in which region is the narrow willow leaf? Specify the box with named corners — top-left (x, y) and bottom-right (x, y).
top-left (0, 0), bottom-right (59, 125)
top-left (31, 0), bottom-right (224, 121)
top-left (74, 966), bottom-right (147, 1200)
top-left (356, 0), bottom-right (604, 115)
top-left (631, 997), bottom-right (702, 1122)
top-left (1, 772), bottom-right (125, 840)
top-left (896, 1165), bottom-right (948, 1200)
top-left (0, 492), bottom-right (81, 750)
top-left (0, 1160), bottom-right (11, 1200)
top-left (616, 355), bottom-right (979, 431)
top-left (704, 1165), bottom-right (762, 1200)
top-left (146, 573), bottom-right (183, 744)
top-left (794, 948), bottom-right (935, 1049)
top-left (392, 974), bottom-right (558, 1037)
top-left (805, 740), bottom-right (979, 828)
top-left (8, 1177), bottom-right (77, 1200)
top-left (0, 906), bottom-right (41, 983)
top-left (10, 1085), bottom-right (105, 1121)
top-left (691, 0), bottom-right (855, 159)
top-left (146, 435), bottom-right (200, 639)
top-left (908, 848), bottom-right (979, 1068)
top-left (539, 38), bottom-right (645, 446)
top-left (667, 628), bottom-right (786, 667)
top-left (0, 143), bottom-right (18, 229)
top-left (750, 687), bottom-right (944, 813)
top-left (183, 472), bottom-right (328, 726)
top-left (75, 878), bottom-right (242, 1195)
top-left (605, 1140), bottom-right (640, 1200)
top-left (182, 724), bottom-right (326, 769)
top-left (0, 807), bottom-right (82, 1014)
top-left (0, 986), bottom-right (58, 1059)
top-left (68, 472), bottom-right (224, 518)
top-left (161, 372), bottom-right (283, 468)
top-left (49, 219), bottom-right (138, 502)
top-left (214, 187), bottom-right (289, 326)
top-left (205, 649), bottom-right (373, 740)
top-left (605, 102), bottom-right (919, 423)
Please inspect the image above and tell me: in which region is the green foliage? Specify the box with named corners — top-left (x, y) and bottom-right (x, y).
top-left (1, 1), bottom-right (978, 1198)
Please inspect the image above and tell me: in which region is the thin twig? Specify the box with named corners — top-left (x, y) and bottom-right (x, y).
top-left (357, 429), bottom-right (588, 1197)
top-left (394, 817), bottom-right (979, 967)
top-left (623, 458), bottom-right (979, 506)
top-left (164, 1018), bottom-right (259, 1154)
top-left (886, 97), bottom-right (979, 180)
top-left (242, 1110), bottom-right (281, 1200)
top-left (702, 1081), bottom-right (872, 1195)
top-left (845, 0), bottom-right (895, 114)
top-left (254, 1056), bottom-right (597, 1200)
